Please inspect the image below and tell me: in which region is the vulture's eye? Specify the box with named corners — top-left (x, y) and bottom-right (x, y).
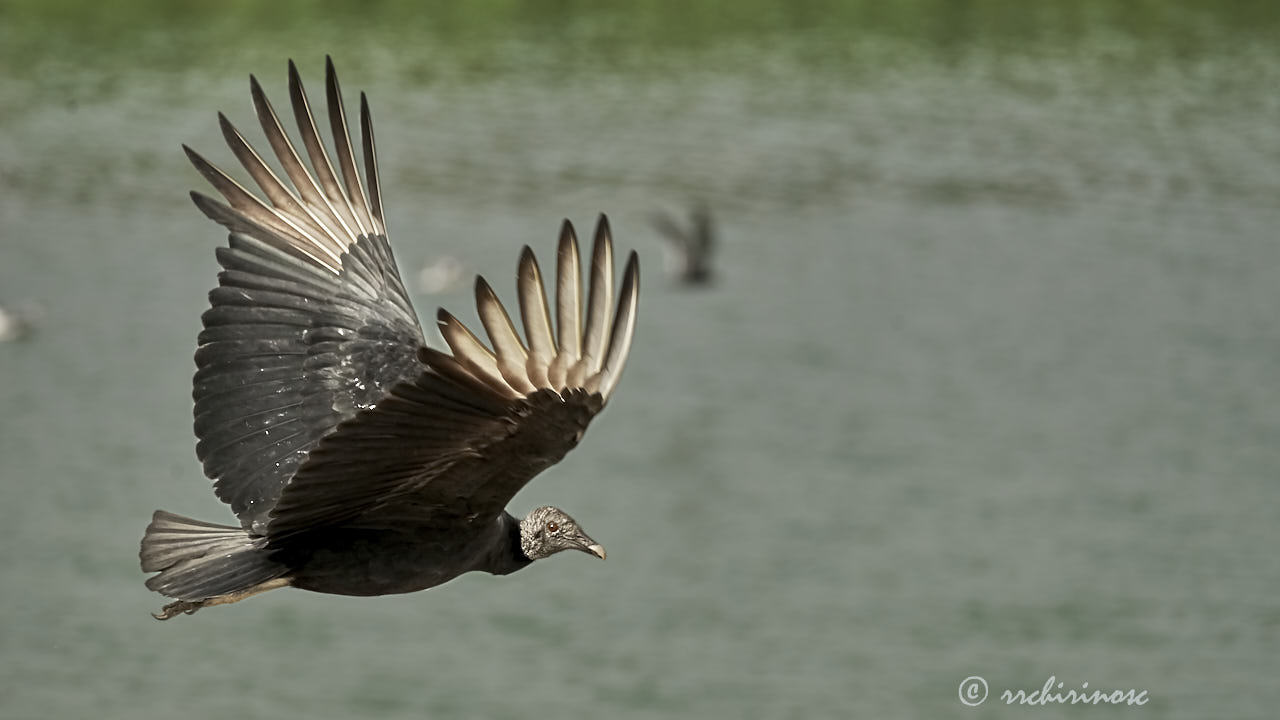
top-left (547, 521), bottom-right (559, 534)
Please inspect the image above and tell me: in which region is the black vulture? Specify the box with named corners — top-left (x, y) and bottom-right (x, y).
top-left (139, 58), bottom-right (640, 620)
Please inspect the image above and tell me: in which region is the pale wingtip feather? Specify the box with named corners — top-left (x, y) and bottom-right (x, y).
top-left (596, 249), bottom-right (640, 399)
top-left (474, 275), bottom-right (536, 394)
top-left (517, 245), bottom-right (556, 389)
top-left (437, 307), bottom-right (520, 399)
top-left (550, 220), bottom-right (582, 390)
top-left (571, 215), bottom-right (614, 386)
top-left (586, 215), bottom-right (615, 369)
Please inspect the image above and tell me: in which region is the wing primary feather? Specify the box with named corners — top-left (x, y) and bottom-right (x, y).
top-left (250, 73), bottom-right (355, 254)
top-left (517, 246), bottom-right (555, 389)
top-left (324, 56), bottom-right (377, 236)
top-left (216, 111), bottom-right (345, 257)
top-left (548, 219), bottom-right (581, 390)
top-left (190, 192), bottom-right (335, 271)
top-left (359, 92), bottom-right (386, 236)
top-left (185, 143), bottom-right (341, 273)
top-left (594, 249), bottom-right (640, 399)
top-left (416, 347), bottom-right (513, 406)
top-left (574, 214), bottom-right (614, 385)
top-left (184, 146), bottom-right (294, 236)
top-left (474, 276), bottom-right (536, 394)
top-left (436, 308), bottom-right (521, 399)
top-left (287, 59), bottom-right (368, 239)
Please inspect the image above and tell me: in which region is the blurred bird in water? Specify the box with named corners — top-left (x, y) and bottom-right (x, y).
top-left (0, 301), bottom-right (42, 342)
top-left (415, 255), bottom-right (465, 294)
top-left (139, 58), bottom-right (641, 620)
top-left (650, 203), bottom-right (715, 286)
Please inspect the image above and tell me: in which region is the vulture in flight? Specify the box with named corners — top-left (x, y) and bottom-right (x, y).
top-left (139, 58), bottom-right (640, 620)
top-left (651, 203), bottom-right (714, 286)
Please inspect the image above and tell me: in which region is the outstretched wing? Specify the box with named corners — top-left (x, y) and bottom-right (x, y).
top-left (188, 57), bottom-right (424, 533)
top-left (266, 218), bottom-right (640, 541)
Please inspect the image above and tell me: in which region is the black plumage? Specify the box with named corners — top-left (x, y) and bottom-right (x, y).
top-left (139, 58), bottom-right (640, 620)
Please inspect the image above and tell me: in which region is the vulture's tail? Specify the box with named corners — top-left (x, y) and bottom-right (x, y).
top-left (140, 510), bottom-right (290, 620)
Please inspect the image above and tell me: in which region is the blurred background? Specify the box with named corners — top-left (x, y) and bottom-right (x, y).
top-left (2, 1), bottom-right (1278, 717)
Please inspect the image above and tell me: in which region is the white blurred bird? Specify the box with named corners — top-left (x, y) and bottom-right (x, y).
top-left (0, 301), bottom-right (42, 342)
top-left (415, 255), bottom-right (465, 294)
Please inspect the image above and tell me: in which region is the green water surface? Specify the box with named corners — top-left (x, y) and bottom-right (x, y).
top-left (1, 3), bottom-right (1278, 718)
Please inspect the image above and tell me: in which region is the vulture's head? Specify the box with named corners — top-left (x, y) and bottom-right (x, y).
top-left (519, 506), bottom-right (606, 561)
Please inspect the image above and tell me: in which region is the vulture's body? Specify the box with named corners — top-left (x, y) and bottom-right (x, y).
top-left (139, 58), bottom-right (639, 619)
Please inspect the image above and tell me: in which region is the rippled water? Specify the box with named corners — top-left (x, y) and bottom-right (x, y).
top-left (2, 8), bottom-right (1279, 719)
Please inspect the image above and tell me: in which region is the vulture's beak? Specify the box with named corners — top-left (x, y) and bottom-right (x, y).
top-left (570, 529), bottom-right (606, 560)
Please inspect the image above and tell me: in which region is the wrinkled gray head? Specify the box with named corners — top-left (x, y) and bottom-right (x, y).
top-left (519, 506), bottom-right (606, 561)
